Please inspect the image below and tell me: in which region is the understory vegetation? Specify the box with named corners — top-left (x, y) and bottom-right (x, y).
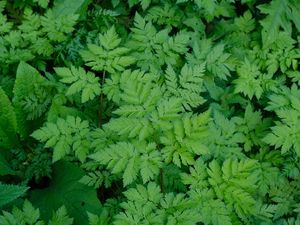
top-left (0, 0), bottom-right (300, 224)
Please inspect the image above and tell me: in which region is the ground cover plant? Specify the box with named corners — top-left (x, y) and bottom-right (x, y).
top-left (0, 0), bottom-right (300, 224)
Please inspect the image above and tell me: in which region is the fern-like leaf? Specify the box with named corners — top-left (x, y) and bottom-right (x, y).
top-left (80, 26), bottom-right (136, 73)
top-left (31, 116), bottom-right (91, 162)
top-left (90, 142), bottom-right (162, 186)
top-left (54, 66), bottom-right (101, 103)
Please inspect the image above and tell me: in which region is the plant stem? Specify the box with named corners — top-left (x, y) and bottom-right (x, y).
top-left (99, 71), bottom-right (106, 127)
top-left (160, 168), bottom-right (164, 193)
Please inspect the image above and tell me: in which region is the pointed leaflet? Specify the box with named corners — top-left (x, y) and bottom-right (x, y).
top-left (0, 200), bottom-right (41, 224)
top-left (258, 0), bottom-right (299, 35)
top-left (0, 87), bottom-right (17, 149)
top-left (0, 154), bottom-right (15, 176)
top-left (0, 201), bottom-right (75, 224)
top-left (0, 184), bottom-right (28, 207)
top-left (90, 142), bottom-right (162, 186)
top-left (52, 0), bottom-right (91, 18)
top-left (160, 111), bottom-right (211, 167)
top-left (233, 59), bottom-right (263, 99)
top-left (13, 62), bottom-right (50, 138)
top-left (115, 182), bottom-right (199, 224)
top-left (208, 159), bottom-right (259, 219)
top-left (32, 116), bottom-right (91, 162)
top-left (201, 199), bottom-right (232, 225)
top-left (54, 66), bottom-right (101, 103)
top-left (262, 109), bottom-right (300, 157)
top-left (80, 26), bottom-right (135, 73)
top-left (48, 206), bottom-right (74, 225)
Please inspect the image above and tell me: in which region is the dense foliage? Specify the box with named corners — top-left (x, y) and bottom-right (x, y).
top-left (0, 0), bottom-right (300, 224)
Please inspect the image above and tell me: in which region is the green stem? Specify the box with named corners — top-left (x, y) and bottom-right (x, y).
top-left (99, 71), bottom-right (106, 127)
top-left (160, 168), bottom-right (164, 193)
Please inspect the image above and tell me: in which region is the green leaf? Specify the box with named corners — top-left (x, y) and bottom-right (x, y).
top-left (262, 109), bottom-right (300, 157)
top-left (201, 199), bottom-right (232, 225)
top-left (41, 11), bottom-right (79, 42)
top-left (52, 0), bottom-right (91, 18)
top-left (90, 142), bottom-right (162, 186)
top-left (48, 206), bottom-right (74, 225)
top-left (0, 184), bottom-right (28, 208)
top-left (31, 116), bottom-right (91, 162)
top-left (0, 154), bottom-right (15, 176)
top-left (258, 0), bottom-right (298, 35)
top-left (55, 66), bottom-right (101, 103)
top-left (233, 59), bottom-right (263, 99)
top-left (207, 159), bottom-right (258, 218)
top-left (0, 87), bottom-right (17, 149)
top-left (80, 27), bottom-right (136, 73)
top-left (13, 61), bottom-right (51, 137)
top-left (30, 161), bottom-right (102, 225)
top-left (33, 0), bottom-right (49, 8)
top-left (160, 112), bottom-right (211, 167)
top-left (0, 200), bottom-right (41, 225)
top-left (128, 14), bottom-right (189, 70)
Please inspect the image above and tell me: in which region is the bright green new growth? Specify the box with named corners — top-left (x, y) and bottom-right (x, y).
top-left (54, 66), bottom-right (101, 103)
top-left (31, 116), bottom-right (90, 162)
top-left (114, 182), bottom-right (198, 225)
top-left (91, 142), bottom-right (162, 186)
top-left (80, 26), bottom-right (136, 73)
top-left (128, 13), bottom-right (189, 71)
top-left (1, 0), bottom-right (300, 224)
top-left (165, 63), bottom-right (206, 110)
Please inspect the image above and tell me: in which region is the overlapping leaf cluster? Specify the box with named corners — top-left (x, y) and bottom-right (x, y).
top-left (0, 0), bottom-right (300, 224)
